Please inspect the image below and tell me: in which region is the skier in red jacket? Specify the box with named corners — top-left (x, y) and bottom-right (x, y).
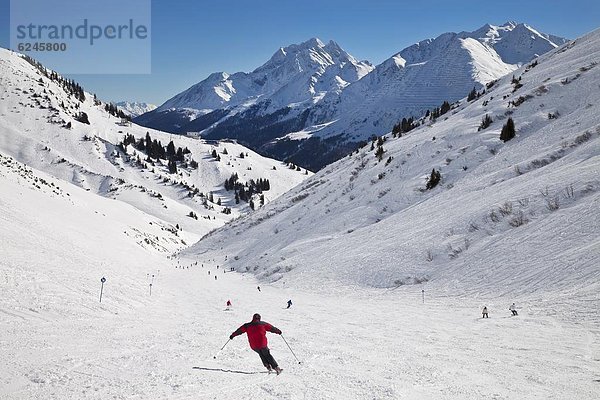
top-left (230, 313), bottom-right (283, 374)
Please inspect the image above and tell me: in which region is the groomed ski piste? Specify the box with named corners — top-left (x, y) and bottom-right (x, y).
top-left (2, 25), bottom-right (600, 400)
top-left (0, 175), bottom-right (597, 399)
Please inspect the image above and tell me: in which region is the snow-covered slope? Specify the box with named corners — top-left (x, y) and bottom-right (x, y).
top-left (301, 22), bottom-right (566, 148)
top-left (136, 23), bottom-right (566, 171)
top-left (0, 48), bottom-right (310, 243)
top-left (184, 26), bottom-right (600, 318)
top-left (1, 153), bottom-right (597, 399)
top-left (115, 101), bottom-right (156, 117)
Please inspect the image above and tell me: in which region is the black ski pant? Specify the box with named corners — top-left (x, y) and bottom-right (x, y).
top-left (254, 347), bottom-right (278, 369)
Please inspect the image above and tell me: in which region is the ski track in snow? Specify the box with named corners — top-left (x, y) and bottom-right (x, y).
top-left (1, 254), bottom-right (598, 400)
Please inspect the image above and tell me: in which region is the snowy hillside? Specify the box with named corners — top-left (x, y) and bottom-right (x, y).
top-left (115, 101), bottom-right (157, 117)
top-left (0, 48), bottom-right (310, 243)
top-left (290, 22), bottom-right (567, 167)
top-left (2, 151), bottom-right (597, 399)
top-left (184, 27), bottom-right (600, 318)
top-left (136, 23), bottom-right (566, 171)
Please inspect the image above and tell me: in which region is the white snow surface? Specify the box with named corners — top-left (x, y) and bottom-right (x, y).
top-left (0, 156), bottom-right (598, 398)
top-left (1, 28), bottom-right (600, 400)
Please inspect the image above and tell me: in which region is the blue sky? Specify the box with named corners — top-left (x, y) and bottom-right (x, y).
top-left (1, 0), bottom-right (599, 105)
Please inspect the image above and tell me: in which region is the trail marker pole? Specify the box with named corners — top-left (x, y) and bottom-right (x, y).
top-left (100, 277), bottom-right (106, 303)
top-left (149, 283), bottom-right (153, 296)
top-left (422, 289), bottom-right (425, 304)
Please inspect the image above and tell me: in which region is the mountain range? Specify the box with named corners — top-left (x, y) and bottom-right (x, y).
top-left (115, 101), bottom-right (157, 117)
top-left (135, 22), bottom-right (567, 170)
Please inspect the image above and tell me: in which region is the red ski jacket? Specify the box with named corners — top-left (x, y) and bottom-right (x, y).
top-left (231, 320), bottom-right (281, 350)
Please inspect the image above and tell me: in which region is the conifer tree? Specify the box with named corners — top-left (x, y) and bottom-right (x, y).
top-left (500, 118), bottom-right (516, 142)
top-left (478, 114), bottom-right (493, 131)
top-left (440, 101), bottom-right (451, 115)
top-left (426, 168), bottom-right (441, 190)
top-left (168, 159), bottom-right (177, 174)
top-left (166, 141), bottom-right (176, 159)
top-left (467, 87), bottom-right (478, 102)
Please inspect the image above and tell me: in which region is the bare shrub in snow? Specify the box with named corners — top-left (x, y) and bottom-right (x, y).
top-left (573, 131), bottom-right (592, 145)
top-left (499, 202), bottom-right (513, 216)
top-left (447, 244), bottom-right (464, 259)
top-left (563, 184), bottom-right (575, 199)
top-left (291, 193), bottom-right (309, 203)
top-left (534, 85), bottom-right (548, 95)
top-left (546, 196), bottom-right (560, 211)
top-left (425, 249), bottom-right (434, 262)
top-left (489, 210), bottom-right (500, 223)
top-left (509, 211), bottom-right (528, 227)
top-left (468, 222), bottom-right (479, 232)
top-left (514, 165), bottom-right (522, 175)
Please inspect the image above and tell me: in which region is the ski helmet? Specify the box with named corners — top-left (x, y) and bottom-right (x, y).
top-left (252, 313), bottom-right (261, 321)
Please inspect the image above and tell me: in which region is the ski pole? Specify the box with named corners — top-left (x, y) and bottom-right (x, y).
top-left (281, 335), bottom-right (301, 364)
top-left (213, 338), bottom-right (231, 359)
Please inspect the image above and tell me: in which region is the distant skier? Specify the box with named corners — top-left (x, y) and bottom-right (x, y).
top-left (226, 300), bottom-right (232, 310)
top-left (257, 286), bottom-right (261, 292)
top-left (482, 306), bottom-right (489, 318)
top-left (509, 303), bottom-right (518, 316)
top-left (230, 313), bottom-right (282, 374)
top-left (286, 299), bottom-right (292, 309)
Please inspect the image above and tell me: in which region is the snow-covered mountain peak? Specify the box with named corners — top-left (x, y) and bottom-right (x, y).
top-left (137, 22), bottom-right (568, 171)
top-left (139, 37), bottom-right (373, 130)
top-left (502, 20), bottom-right (518, 28)
top-left (115, 101), bottom-right (157, 118)
top-left (256, 37), bottom-right (363, 74)
top-left (299, 37), bottom-right (325, 49)
top-left (462, 22), bottom-right (566, 65)
top-left (206, 71), bottom-right (230, 81)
